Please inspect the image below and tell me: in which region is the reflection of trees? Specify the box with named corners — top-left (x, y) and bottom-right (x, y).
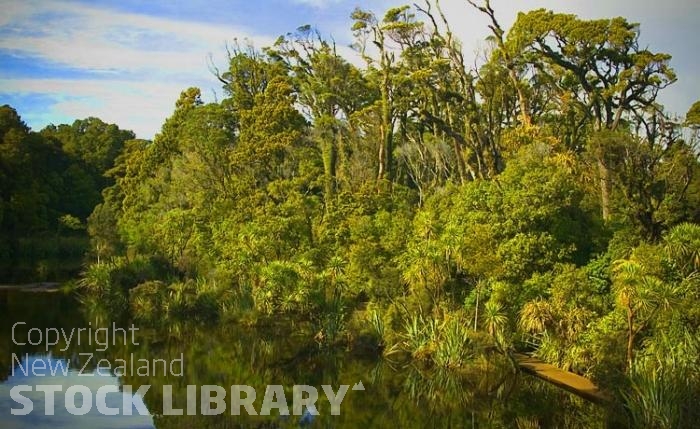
top-left (0, 290), bottom-right (86, 381)
top-left (1, 294), bottom-right (611, 427)
top-left (107, 321), bottom-right (609, 428)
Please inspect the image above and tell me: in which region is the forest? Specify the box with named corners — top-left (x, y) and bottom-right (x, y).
top-left (1, 1), bottom-right (699, 427)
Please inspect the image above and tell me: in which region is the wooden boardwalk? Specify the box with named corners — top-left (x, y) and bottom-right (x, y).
top-left (515, 353), bottom-right (611, 404)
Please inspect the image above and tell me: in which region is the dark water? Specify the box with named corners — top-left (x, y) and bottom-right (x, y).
top-left (0, 290), bottom-right (607, 428)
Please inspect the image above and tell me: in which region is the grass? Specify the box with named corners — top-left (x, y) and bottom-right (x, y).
top-left (394, 311), bottom-right (476, 368)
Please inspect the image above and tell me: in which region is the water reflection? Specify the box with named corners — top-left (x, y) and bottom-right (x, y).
top-left (0, 290), bottom-right (607, 428)
top-left (0, 355), bottom-right (154, 428)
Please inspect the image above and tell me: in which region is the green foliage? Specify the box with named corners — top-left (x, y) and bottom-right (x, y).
top-left (685, 101), bottom-right (700, 127)
top-left (0, 105), bottom-right (133, 281)
top-left (3, 2), bottom-right (696, 420)
top-left (129, 280), bottom-right (168, 320)
top-left (392, 311), bottom-right (480, 368)
top-left (254, 260), bottom-right (305, 314)
top-left (623, 345), bottom-right (700, 429)
top-left (367, 308), bottom-right (385, 345)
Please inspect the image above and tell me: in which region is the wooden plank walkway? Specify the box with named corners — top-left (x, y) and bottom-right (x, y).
top-left (515, 353), bottom-right (611, 404)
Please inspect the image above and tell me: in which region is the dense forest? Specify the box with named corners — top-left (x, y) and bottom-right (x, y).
top-left (2, 2), bottom-right (700, 427)
top-left (0, 107), bottom-right (134, 281)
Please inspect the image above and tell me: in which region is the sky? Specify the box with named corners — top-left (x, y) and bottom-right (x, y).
top-left (0, 0), bottom-right (698, 139)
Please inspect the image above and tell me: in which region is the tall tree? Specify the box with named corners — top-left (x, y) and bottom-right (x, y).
top-left (352, 7), bottom-right (424, 183)
top-left (505, 10), bottom-right (676, 220)
top-left (269, 28), bottom-right (373, 202)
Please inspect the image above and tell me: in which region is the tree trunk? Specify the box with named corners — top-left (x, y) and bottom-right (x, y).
top-left (508, 67), bottom-right (531, 126)
top-left (378, 57), bottom-right (393, 183)
top-left (382, 99), bottom-right (393, 183)
top-left (377, 132), bottom-right (385, 181)
top-left (321, 138), bottom-right (337, 205)
top-left (598, 158), bottom-right (611, 221)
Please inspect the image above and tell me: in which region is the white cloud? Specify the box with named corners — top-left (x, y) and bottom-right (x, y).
top-left (0, 0), bottom-right (281, 137)
top-left (0, 0), bottom-right (278, 74)
top-left (291, 0), bottom-right (343, 9)
top-left (0, 77), bottom-right (198, 138)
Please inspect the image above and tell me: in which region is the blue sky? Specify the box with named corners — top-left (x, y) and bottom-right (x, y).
top-left (0, 0), bottom-right (698, 139)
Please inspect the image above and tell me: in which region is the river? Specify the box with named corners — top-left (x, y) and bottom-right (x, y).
top-left (0, 289), bottom-right (607, 428)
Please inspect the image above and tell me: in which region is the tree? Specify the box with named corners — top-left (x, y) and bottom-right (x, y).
top-left (269, 28), bottom-right (373, 202)
top-left (467, 0), bottom-right (531, 126)
top-left (43, 117), bottom-right (135, 178)
top-left (505, 10), bottom-right (676, 220)
top-left (612, 244), bottom-right (681, 371)
top-left (684, 101), bottom-right (700, 128)
top-left (352, 7), bottom-right (423, 183)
